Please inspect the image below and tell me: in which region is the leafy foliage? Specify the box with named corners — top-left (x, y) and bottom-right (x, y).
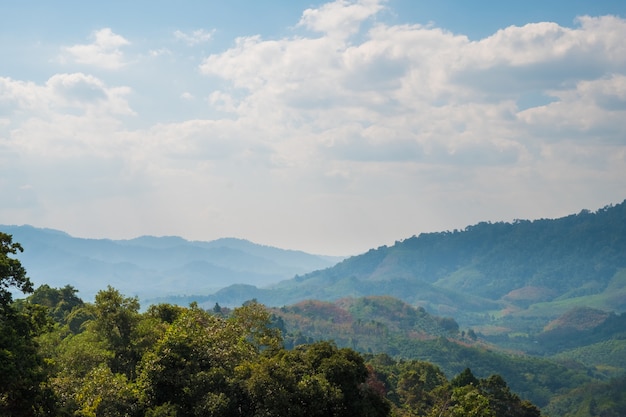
top-left (0, 232), bottom-right (54, 416)
top-left (8, 279), bottom-right (550, 417)
top-left (9, 277), bottom-right (389, 416)
top-left (0, 232), bottom-right (32, 309)
top-left (543, 374), bottom-right (626, 417)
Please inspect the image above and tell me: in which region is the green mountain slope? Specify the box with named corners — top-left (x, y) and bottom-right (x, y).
top-left (290, 201), bottom-right (625, 307)
top-left (202, 200), bottom-right (626, 334)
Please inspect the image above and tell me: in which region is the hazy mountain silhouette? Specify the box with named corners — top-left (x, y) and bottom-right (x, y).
top-left (1, 225), bottom-right (344, 301)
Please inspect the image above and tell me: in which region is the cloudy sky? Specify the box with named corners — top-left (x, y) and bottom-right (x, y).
top-left (2, 0), bottom-right (626, 255)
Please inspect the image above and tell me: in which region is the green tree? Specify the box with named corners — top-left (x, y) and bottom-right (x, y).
top-left (92, 286), bottom-right (141, 378)
top-left (451, 367), bottom-right (479, 388)
top-left (137, 306), bottom-right (247, 416)
top-left (0, 232), bottom-right (55, 416)
top-left (396, 361), bottom-right (448, 415)
top-left (25, 284), bottom-right (84, 325)
top-left (448, 385), bottom-right (494, 417)
top-left (0, 232), bottom-right (32, 310)
top-left (240, 350), bottom-right (343, 417)
top-left (230, 299), bottom-right (283, 352)
top-left (72, 364), bottom-right (139, 417)
top-left (147, 303), bottom-right (185, 324)
top-left (478, 375), bottom-right (540, 417)
top-left (241, 341), bottom-right (390, 417)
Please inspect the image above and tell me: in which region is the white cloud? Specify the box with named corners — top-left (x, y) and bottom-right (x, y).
top-left (198, 8), bottom-right (626, 164)
top-left (62, 28), bottom-right (130, 70)
top-left (149, 48), bottom-right (171, 57)
top-left (180, 91), bottom-right (194, 100)
top-left (453, 16), bottom-right (626, 97)
top-left (0, 73), bottom-right (133, 161)
top-left (0, 73), bottom-right (133, 116)
top-left (174, 29), bottom-right (214, 45)
top-left (518, 74), bottom-right (626, 143)
top-left (195, 4), bottom-right (626, 252)
top-left (298, 0), bottom-right (386, 39)
top-left (2, 1), bottom-right (626, 254)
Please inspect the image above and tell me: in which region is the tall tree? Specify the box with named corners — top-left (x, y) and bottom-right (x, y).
top-left (137, 305), bottom-right (247, 416)
top-left (25, 284), bottom-right (84, 324)
top-left (0, 232), bottom-right (54, 416)
top-left (241, 341), bottom-right (390, 417)
top-left (92, 286), bottom-right (141, 378)
top-left (0, 232), bottom-right (32, 310)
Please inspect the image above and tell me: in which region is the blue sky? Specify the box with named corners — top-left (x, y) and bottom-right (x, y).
top-left (2, 0), bottom-right (626, 255)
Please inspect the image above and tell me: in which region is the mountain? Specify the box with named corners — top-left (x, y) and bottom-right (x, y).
top-left (199, 200), bottom-right (626, 334)
top-left (1, 225), bottom-right (344, 301)
top-left (6, 199), bottom-right (625, 345)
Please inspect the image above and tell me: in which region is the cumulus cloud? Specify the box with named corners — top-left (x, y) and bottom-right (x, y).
top-left (0, 73), bottom-right (134, 163)
top-left (198, 7), bottom-right (626, 167)
top-left (518, 74), bottom-right (626, 144)
top-left (298, 0), bottom-right (386, 39)
top-left (0, 73), bottom-right (133, 116)
top-left (62, 28), bottom-right (130, 70)
top-left (455, 16), bottom-right (626, 96)
top-left (3, 0), bottom-right (626, 253)
top-left (196, 2), bottom-right (626, 250)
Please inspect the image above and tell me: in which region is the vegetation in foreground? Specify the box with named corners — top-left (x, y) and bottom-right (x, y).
top-left (1, 231), bottom-right (541, 416)
top-left (3, 284), bottom-right (541, 417)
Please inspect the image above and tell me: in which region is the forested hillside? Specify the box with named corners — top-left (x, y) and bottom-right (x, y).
top-left (196, 201), bottom-right (626, 336)
top-left (269, 296), bottom-right (626, 411)
top-left (277, 200), bottom-right (626, 312)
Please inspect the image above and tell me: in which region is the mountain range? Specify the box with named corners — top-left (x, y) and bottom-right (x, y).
top-left (4, 199), bottom-right (625, 336)
top-left (187, 200), bottom-right (626, 335)
top-left (0, 225), bottom-right (343, 301)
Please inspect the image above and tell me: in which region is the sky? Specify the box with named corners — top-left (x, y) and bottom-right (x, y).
top-left (1, 0), bottom-right (626, 256)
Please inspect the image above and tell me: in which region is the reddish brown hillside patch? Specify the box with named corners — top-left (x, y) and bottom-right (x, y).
top-left (289, 300), bottom-right (353, 325)
top-left (503, 286), bottom-right (555, 303)
top-left (543, 306), bottom-right (610, 332)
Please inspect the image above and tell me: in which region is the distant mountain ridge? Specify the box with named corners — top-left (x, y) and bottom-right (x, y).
top-left (194, 200), bottom-right (626, 329)
top-left (1, 225), bottom-right (344, 301)
top-left (5, 199), bottom-right (625, 332)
